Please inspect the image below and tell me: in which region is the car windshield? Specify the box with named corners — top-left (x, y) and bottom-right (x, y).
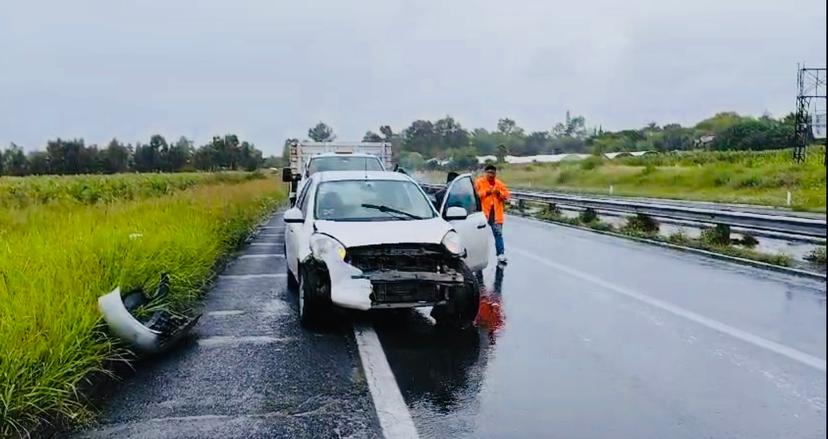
top-left (307, 156), bottom-right (383, 175)
top-left (314, 180), bottom-right (436, 221)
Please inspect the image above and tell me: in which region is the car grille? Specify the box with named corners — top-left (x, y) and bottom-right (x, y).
top-left (346, 243), bottom-right (454, 272)
top-left (346, 244), bottom-right (459, 304)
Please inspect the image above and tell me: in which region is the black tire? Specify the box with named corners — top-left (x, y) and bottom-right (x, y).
top-left (297, 265), bottom-right (328, 328)
top-left (432, 264), bottom-right (481, 330)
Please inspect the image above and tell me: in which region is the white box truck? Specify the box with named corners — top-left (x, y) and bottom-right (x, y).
top-left (282, 141), bottom-right (394, 205)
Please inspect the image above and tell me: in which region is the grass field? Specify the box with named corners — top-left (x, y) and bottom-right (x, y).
top-left (427, 147), bottom-right (827, 211)
top-left (0, 172), bottom-right (262, 208)
top-left (0, 173), bottom-right (285, 436)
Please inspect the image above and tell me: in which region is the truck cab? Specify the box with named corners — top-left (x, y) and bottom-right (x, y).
top-left (282, 141), bottom-right (393, 206)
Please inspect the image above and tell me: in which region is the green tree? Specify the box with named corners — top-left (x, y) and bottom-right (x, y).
top-left (695, 112), bottom-right (745, 136)
top-left (399, 151), bottom-right (425, 170)
top-left (308, 122), bottom-right (335, 142)
top-left (471, 128), bottom-right (497, 155)
top-left (238, 141), bottom-right (263, 171)
top-left (496, 144), bottom-right (509, 163)
top-left (149, 134), bottom-right (169, 171)
top-left (101, 138), bottom-right (130, 173)
top-left (434, 116), bottom-right (471, 151)
top-left (497, 118), bottom-right (521, 136)
top-left (494, 118), bottom-right (526, 155)
top-left (525, 131), bottom-right (551, 155)
top-left (168, 136), bottom-right (193, 171)
top-left (2, 143), bottom-right (28, 176)
top-left (552, 111), bottom-right (587, 139)
top-left (362, 131), bottom-right (384, 142)
top-left (448, 147), bottom-right (479, 170)
top-left (402, 120), bottom-right (437, 156)
top-left (27, 151), bottom-right (49, 175)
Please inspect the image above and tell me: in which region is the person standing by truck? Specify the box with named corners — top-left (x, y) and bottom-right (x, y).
top-left (476, 164), bottom-right (510, 264)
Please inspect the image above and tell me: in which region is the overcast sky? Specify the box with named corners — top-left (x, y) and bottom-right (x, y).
top-left (1, 0), bottom-right (825, 155)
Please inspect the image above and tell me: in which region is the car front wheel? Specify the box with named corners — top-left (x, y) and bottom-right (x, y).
top-left (297, 265), bottom-right (327, 328)
top-left (432, 264), bottom-right (480, 330)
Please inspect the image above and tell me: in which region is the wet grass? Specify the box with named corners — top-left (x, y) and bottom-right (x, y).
top-left (805, 247), bottom-right (826, 267)
top-left (533, 208), bottom-right (795, 268)
top-left (425, 147), bottom-right (827, 211)
top-left (0, 171), bottom-right (263, 209)
top-left (0, 175), bottom-right (284, 437)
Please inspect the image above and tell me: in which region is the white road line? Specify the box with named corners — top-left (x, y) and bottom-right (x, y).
top-left (258, 233), bottom-right (282, 237)
top-left (250, 242), bottom-right (282, 246)
top-left (197, 335), bottom-right (293, 347)
top-left (260, 226), bottom-right (283, 230)
top-left (237, 254), bottom-right (285, 259)
top-left (218, 274), bottom-right (286, 280)
top-left (513, 247), bottom-right (828, 372)
top-left (353, 324), bottom-right (419, 439)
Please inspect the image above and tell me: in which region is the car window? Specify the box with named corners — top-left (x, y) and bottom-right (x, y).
top-left (444, 176), bottom-right (480, 214)
top-left (297, 179), bottom-right (313, 215)
top-left (307, 156), bottom-right (383, 175)
top-left (314, 180), bottom-right (435, 221)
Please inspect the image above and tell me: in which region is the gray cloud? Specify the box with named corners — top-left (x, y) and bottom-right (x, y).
top-left (1, 0), bottom-right (825, 155)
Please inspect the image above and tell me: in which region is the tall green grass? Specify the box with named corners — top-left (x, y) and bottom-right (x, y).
top-left (498, 147), bottom-right (826, 211)
top-left (0, 176), bottom-right (284, 437)
top-left (0, 172), bottom-right (263, 209)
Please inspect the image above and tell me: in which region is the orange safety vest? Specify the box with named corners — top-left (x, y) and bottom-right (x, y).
top-left (475, 176), bottom-right (510, 224)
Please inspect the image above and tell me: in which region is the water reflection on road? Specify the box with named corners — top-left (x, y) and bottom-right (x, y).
top-left (372, 263), bottom-right (508, 437)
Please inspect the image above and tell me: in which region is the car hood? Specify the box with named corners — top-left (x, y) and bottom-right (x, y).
top-left (314, 217), bottom-right (452, 248)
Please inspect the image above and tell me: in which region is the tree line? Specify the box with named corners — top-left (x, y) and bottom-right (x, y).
top-left (0, 134), bottom-right (266, 176)
top-left (297, 110), bottom-right (803, 170)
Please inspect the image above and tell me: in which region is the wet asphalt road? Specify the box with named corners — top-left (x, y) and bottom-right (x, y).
top-left (75, 213), bottom-right (826, 439)
top-left (74, 215), bottom-right (381, 439)
top-left (378, 216), bottom-right (826, 439)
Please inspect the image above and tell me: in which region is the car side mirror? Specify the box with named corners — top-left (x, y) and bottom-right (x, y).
top-left (283, 208), bottom-right (304, 224)
top-left (444, 206), bottom-right (468, 221)
top-left (282, 168), bottom-right (293, 183)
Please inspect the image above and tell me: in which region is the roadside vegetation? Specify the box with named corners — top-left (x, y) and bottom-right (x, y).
top-left (0, 173), bottom-right (284, 437)
top-left (529, 206), bottom-right (797, 268)
top-left (426, 147), bottom-right (826, 211)
top-left (0, 171), bottom-right (262, 208)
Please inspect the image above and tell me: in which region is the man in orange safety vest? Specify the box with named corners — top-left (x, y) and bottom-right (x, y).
top-left (475, 164), bottom-right (510, 264)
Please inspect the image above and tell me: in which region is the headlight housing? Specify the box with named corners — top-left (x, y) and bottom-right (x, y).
top-left (441, 231), bottom-right (465, 256)
top-left (309, 233), bottom-right (347, 261)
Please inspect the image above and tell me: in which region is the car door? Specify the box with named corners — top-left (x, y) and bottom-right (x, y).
top-left (440, 174), bottom-right (490, 271)
top-left (286, 178), bottom-right (314, 276)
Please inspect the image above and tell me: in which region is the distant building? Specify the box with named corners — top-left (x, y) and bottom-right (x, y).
top-left (695, 135), bottom-right (716, 148)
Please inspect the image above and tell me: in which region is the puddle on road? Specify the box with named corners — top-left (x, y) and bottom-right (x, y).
top-left (369, 263), bottom-right (511, 437)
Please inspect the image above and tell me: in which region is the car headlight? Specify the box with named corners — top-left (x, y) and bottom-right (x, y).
top-left (441, 231), bottom-right (465, 256)
top-left (309, 233), bottom-right (347, 261)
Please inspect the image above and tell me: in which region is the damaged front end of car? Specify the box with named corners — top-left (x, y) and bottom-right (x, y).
top-left (347, 243), bottom-right (473, 309)
top-left (306, 231), bottom-right (478, 314)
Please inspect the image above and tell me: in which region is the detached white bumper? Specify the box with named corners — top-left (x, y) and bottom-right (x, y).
top-left (321, 253), bottom-right (373, 311)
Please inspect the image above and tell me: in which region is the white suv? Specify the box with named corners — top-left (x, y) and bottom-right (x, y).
top-left (283, 171), bottom-right (490, 328)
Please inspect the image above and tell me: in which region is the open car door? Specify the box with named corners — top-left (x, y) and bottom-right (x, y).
top-left (440, 174), bottom-right (490, 272)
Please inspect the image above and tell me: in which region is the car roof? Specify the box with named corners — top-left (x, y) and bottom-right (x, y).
top-left (314, 170), bottom-right (413, 183)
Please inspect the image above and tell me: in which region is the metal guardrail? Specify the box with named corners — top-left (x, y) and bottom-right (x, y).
top-left (421, 184), bottom-right (827, 238)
